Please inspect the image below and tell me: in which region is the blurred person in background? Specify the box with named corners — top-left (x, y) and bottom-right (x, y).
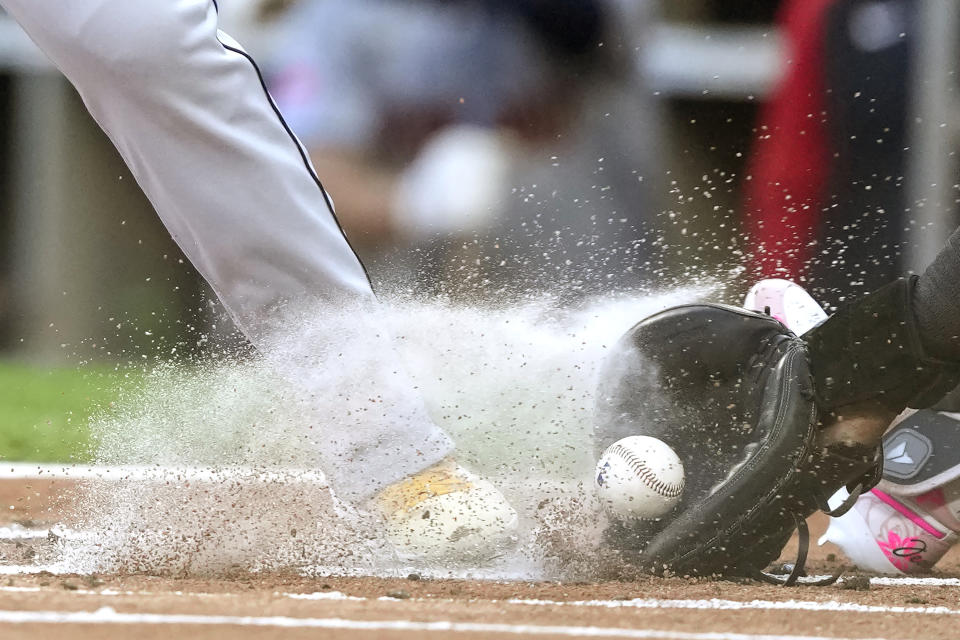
top-left (743, 0), bottom-right (956, 309)
top-left (265, 0), bottom-right (660, 299)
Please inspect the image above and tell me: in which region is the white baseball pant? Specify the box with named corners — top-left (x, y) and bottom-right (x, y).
top-left (1, 0), bottom-right (453, 501)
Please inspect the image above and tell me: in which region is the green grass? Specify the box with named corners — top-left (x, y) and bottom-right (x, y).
top-left (0, 361), bottom-right (139, 463)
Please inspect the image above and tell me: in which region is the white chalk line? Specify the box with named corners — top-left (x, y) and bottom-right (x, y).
top-left (0, 607), bottom-right (890, 639)
top-left (3, 553), bottom-right (960, 589)
top-left (0, 586), bottom-right (236, 598)
top-left (504, 597), bottom-right (960, 616)
top-left (1, 585), bottom-right (958, 618)
top-left (0, 526), bottom-right (48, 540)
top-left (0, 463), bottom-right (329, 485)
top-left (869, 576), bottom-right (960, 586)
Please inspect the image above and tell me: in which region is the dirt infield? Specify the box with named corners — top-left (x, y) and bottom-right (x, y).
top-left (6, 567), bottom-right (960, 640)
top-left (4, 471), bottom-right (960, 640)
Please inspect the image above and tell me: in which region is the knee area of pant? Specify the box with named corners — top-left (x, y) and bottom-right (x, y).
top-left (64, 0), bottom-right (216, 80)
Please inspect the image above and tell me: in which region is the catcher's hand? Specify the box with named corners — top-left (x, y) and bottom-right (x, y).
top-left (594, 304), bottom-right (881, 584)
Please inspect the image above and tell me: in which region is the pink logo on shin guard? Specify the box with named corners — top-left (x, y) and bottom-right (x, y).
top-left (877, 531), bottom-right (928, 572)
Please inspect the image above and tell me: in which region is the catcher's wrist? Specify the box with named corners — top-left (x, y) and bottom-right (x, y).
top-left (816, 405), bottom-right (896, 451)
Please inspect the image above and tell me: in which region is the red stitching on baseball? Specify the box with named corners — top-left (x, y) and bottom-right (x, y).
top-left (610, 443), bottom-right (684, 498)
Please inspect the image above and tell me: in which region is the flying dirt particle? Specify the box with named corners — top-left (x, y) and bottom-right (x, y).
top-left (839, 575), bottom-right (870, 591)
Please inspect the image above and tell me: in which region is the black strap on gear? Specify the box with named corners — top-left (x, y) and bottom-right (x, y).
top-left (756, 483), bottom-right (870, 587)
top-left (755, 452), bottom-right (882, 587)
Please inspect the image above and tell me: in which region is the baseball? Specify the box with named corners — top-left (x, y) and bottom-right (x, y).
top-left (595, 435), bottom-right (685, 519)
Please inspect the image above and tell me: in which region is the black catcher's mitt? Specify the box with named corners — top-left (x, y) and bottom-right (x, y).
top-left (594, 304), bottom-right (881, 584)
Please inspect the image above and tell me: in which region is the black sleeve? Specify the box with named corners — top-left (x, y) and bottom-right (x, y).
top-left (914, 226), bottom-right (960, 360)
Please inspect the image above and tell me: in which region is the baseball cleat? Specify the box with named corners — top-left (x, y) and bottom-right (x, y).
top-left (820, 410), bottom-right (960, 573)
top-left (819, 485), bottom-right (959, 574)
top-left (372, 457), bottom-right (518, 563)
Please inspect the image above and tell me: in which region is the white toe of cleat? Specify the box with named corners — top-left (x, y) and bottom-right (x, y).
top-left (373, 458), bottom-right (518, 563)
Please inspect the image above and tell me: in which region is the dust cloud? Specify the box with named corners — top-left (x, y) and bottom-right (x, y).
top-left (54, 287), bottom-right (711, 579)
